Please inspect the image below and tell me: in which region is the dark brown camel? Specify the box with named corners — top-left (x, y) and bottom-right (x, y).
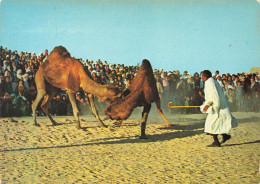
top-left (105, 59), bottom-right (173, 139)
top-left (32, 46), bottom-right (121, 129)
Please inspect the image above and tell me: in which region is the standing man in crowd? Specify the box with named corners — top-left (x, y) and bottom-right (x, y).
top-left (201, 70), bottom-right (237, 147)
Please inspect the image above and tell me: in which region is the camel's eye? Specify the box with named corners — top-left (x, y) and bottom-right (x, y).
top-left (106, 98), bottom-right (111, 103)
top-left (106, 106), bottom-right (111, 112)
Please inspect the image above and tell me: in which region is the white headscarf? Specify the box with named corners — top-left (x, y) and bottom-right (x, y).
top-left (17, 69), bottom-right (23, 80)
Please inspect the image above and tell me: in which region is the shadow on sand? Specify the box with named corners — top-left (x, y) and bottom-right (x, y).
top-left (1, 128), bottom-right (204, 153)
top-left (1, 116), bottom-right (259, 152)
top-left (222, 140), bottom-right (260, 147)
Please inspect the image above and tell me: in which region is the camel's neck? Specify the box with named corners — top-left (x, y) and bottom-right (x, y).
top-left (80, 74), bottom-right (114, 98)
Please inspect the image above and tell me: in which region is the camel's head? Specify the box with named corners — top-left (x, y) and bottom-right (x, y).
top-left (99, 86), bottom-right (122, 104)
top-left (104, 105), bottom-right (122, 120)
top-left (104, 98), bottom-right (132, 121)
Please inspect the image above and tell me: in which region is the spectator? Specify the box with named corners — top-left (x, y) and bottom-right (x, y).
top-left (195, 90), bottom-right (204, 106)
top-left (186, 75), bottom-right (195, 97)
top-left (0, 75), bottom-right (6, 97)
top-left (16, 69), bottom-right (23, 81)
top-left (4, 77), bottom-right (12, 95)
top-left (249, 77), bottom-right (260, 111)
top-left (55, 94), bottom-right (64, 116)
top-left (59, 95), bottom-right (68, 116)
top-left (50, 96), bottom-right (57, 116)
top-left (76, 92), bottom-right (85, 114)
top-left (227, 88), bottom-right (236, 111)
top-left (0, 45), bottom-right (259, 116)
top-left (16, 94), bottom-right (27, 116)
top-left (193, 72), bottom-right (201, 91)
top-left (125, 78), bottom-right (131, 89)
top-left (216, 75), bottom-right (224, 87)
top-left (115, 75), bottom-right (125, 88)
top-left (17, 80), bottom-right (26, 97)
top-left (184, 96), bottom-right (191, 114)
top-left (2, 93), bottom-right (13, 117)
top-left (155, 75), bottom-right (164, 100)
top-left (249, 77), bottom-right (260, 96)
top-left (235, 80), bottom-right (244, 111)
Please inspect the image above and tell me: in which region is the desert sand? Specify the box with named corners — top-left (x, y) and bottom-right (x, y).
top-left (1, 108), bottom-right (260, 183)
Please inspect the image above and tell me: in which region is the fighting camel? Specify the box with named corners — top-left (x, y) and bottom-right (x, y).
top-left (105, 59), bottom-right (173, 139)
top-left (32, 46), bottom-right (121, 129)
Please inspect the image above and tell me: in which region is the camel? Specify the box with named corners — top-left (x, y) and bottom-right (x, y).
top-left (32, 46), bottom-right (121, 129)
top-left (105, 59), bottom-right (173, 139)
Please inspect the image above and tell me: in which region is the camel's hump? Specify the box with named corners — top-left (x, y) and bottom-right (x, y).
top-left (141, 59), bottom-right (152, 68)
top-left (140, 59), bottom-right (153, 71)
top-left (51, 46), bottom-right (71, 58)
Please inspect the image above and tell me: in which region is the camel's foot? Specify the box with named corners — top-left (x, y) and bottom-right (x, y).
top-left (52, 121), bottom-right (59, 126)
top-left (139, 135), bottom-right (148, 139)
top-left (113, 121), bottom-right (122, 127)
top-left (166, 123), bottom-right (174, 127)
top-left (34, 123), bottom-right (41, 127)
top-left (76, 123), bottom-right (82, 130)
top-left (100, 124), bottom-right (108, 128)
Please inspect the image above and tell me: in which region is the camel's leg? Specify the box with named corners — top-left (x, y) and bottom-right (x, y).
top-left (155, 99), bottom-right (173, 127)
top-left (40, 93), bottom-right (58, 126)
top-left (87, 94), bottom-right (107, 128)
top-left (139, 104), bottom-right (151, 139)
top-left (67, 90), bottom-right (81, 129)
top-left (32, 89), bottom-right (46, 127)
top-left (114, 120), bottom-right (123, 126)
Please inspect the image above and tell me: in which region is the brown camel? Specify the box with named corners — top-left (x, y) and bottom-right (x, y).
top-left (32, 46), bottom-right (121, 129)
top-left (105, 59), bottom-right (173, 139)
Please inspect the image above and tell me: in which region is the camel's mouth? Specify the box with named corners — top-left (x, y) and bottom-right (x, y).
top-left (105, 107), bottom-right (122, 120)
top-left (105, 113), bottom-right (122, 121)
top-left (107, 114), bottom-right (113, 120)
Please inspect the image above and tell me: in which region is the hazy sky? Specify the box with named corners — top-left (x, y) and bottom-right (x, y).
top-left (1, 0), bottom-right (259, 74)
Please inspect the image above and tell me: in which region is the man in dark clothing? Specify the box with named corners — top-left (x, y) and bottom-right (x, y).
top-left (249, 77), bottom-right (260, 111)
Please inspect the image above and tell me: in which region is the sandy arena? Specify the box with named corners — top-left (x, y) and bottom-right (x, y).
top-left (1, 109), bottom-right (260, 183)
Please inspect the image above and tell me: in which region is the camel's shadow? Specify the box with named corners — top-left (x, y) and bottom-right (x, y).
top-left (158, 121), bottom-right (205, 131)
top-left (2, 116), bottom-right (259, 152)
top-left (2, 132), bottom-right (260, 153)
top-left (1, 128), bottom-right (204, 152)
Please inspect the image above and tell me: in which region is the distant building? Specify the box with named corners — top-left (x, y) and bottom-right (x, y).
top-left (250, 67), bottom-right (260, 74)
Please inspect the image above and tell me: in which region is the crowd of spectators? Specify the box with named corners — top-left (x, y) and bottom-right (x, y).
top-left (0, 46), bottom-right (259, 117)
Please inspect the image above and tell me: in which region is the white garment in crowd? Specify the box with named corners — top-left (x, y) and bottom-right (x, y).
top-left (217, 79), bottom-right (224, 88)
top-left (200, 77), bottom-right (237, 135)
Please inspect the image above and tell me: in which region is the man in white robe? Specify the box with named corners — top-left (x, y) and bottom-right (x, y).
top-left (201, 70), bottom-right (237, 147)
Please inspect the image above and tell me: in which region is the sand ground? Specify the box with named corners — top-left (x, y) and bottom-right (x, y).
top-left (1, 110), bottom-right (260, 184)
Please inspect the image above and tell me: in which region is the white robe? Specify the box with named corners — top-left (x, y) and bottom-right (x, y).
top-left (201, 77), bottom-right (237, 135)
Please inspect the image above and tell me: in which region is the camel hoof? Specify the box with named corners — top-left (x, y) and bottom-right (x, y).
top-left (139, 135), bottom-right (148, 139)
top-left (52, 123), bottom-right (60, 126)
top-left (34, 123), bottom-right (41, 127)
top-left (76, 125), bottom-right (82, 130)
top-left (113, 121), bottom-right (122, 127)
top-left (166, 123), bottom-right (174, 127)
top-left (100, 124), bottom-right (108, 128)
